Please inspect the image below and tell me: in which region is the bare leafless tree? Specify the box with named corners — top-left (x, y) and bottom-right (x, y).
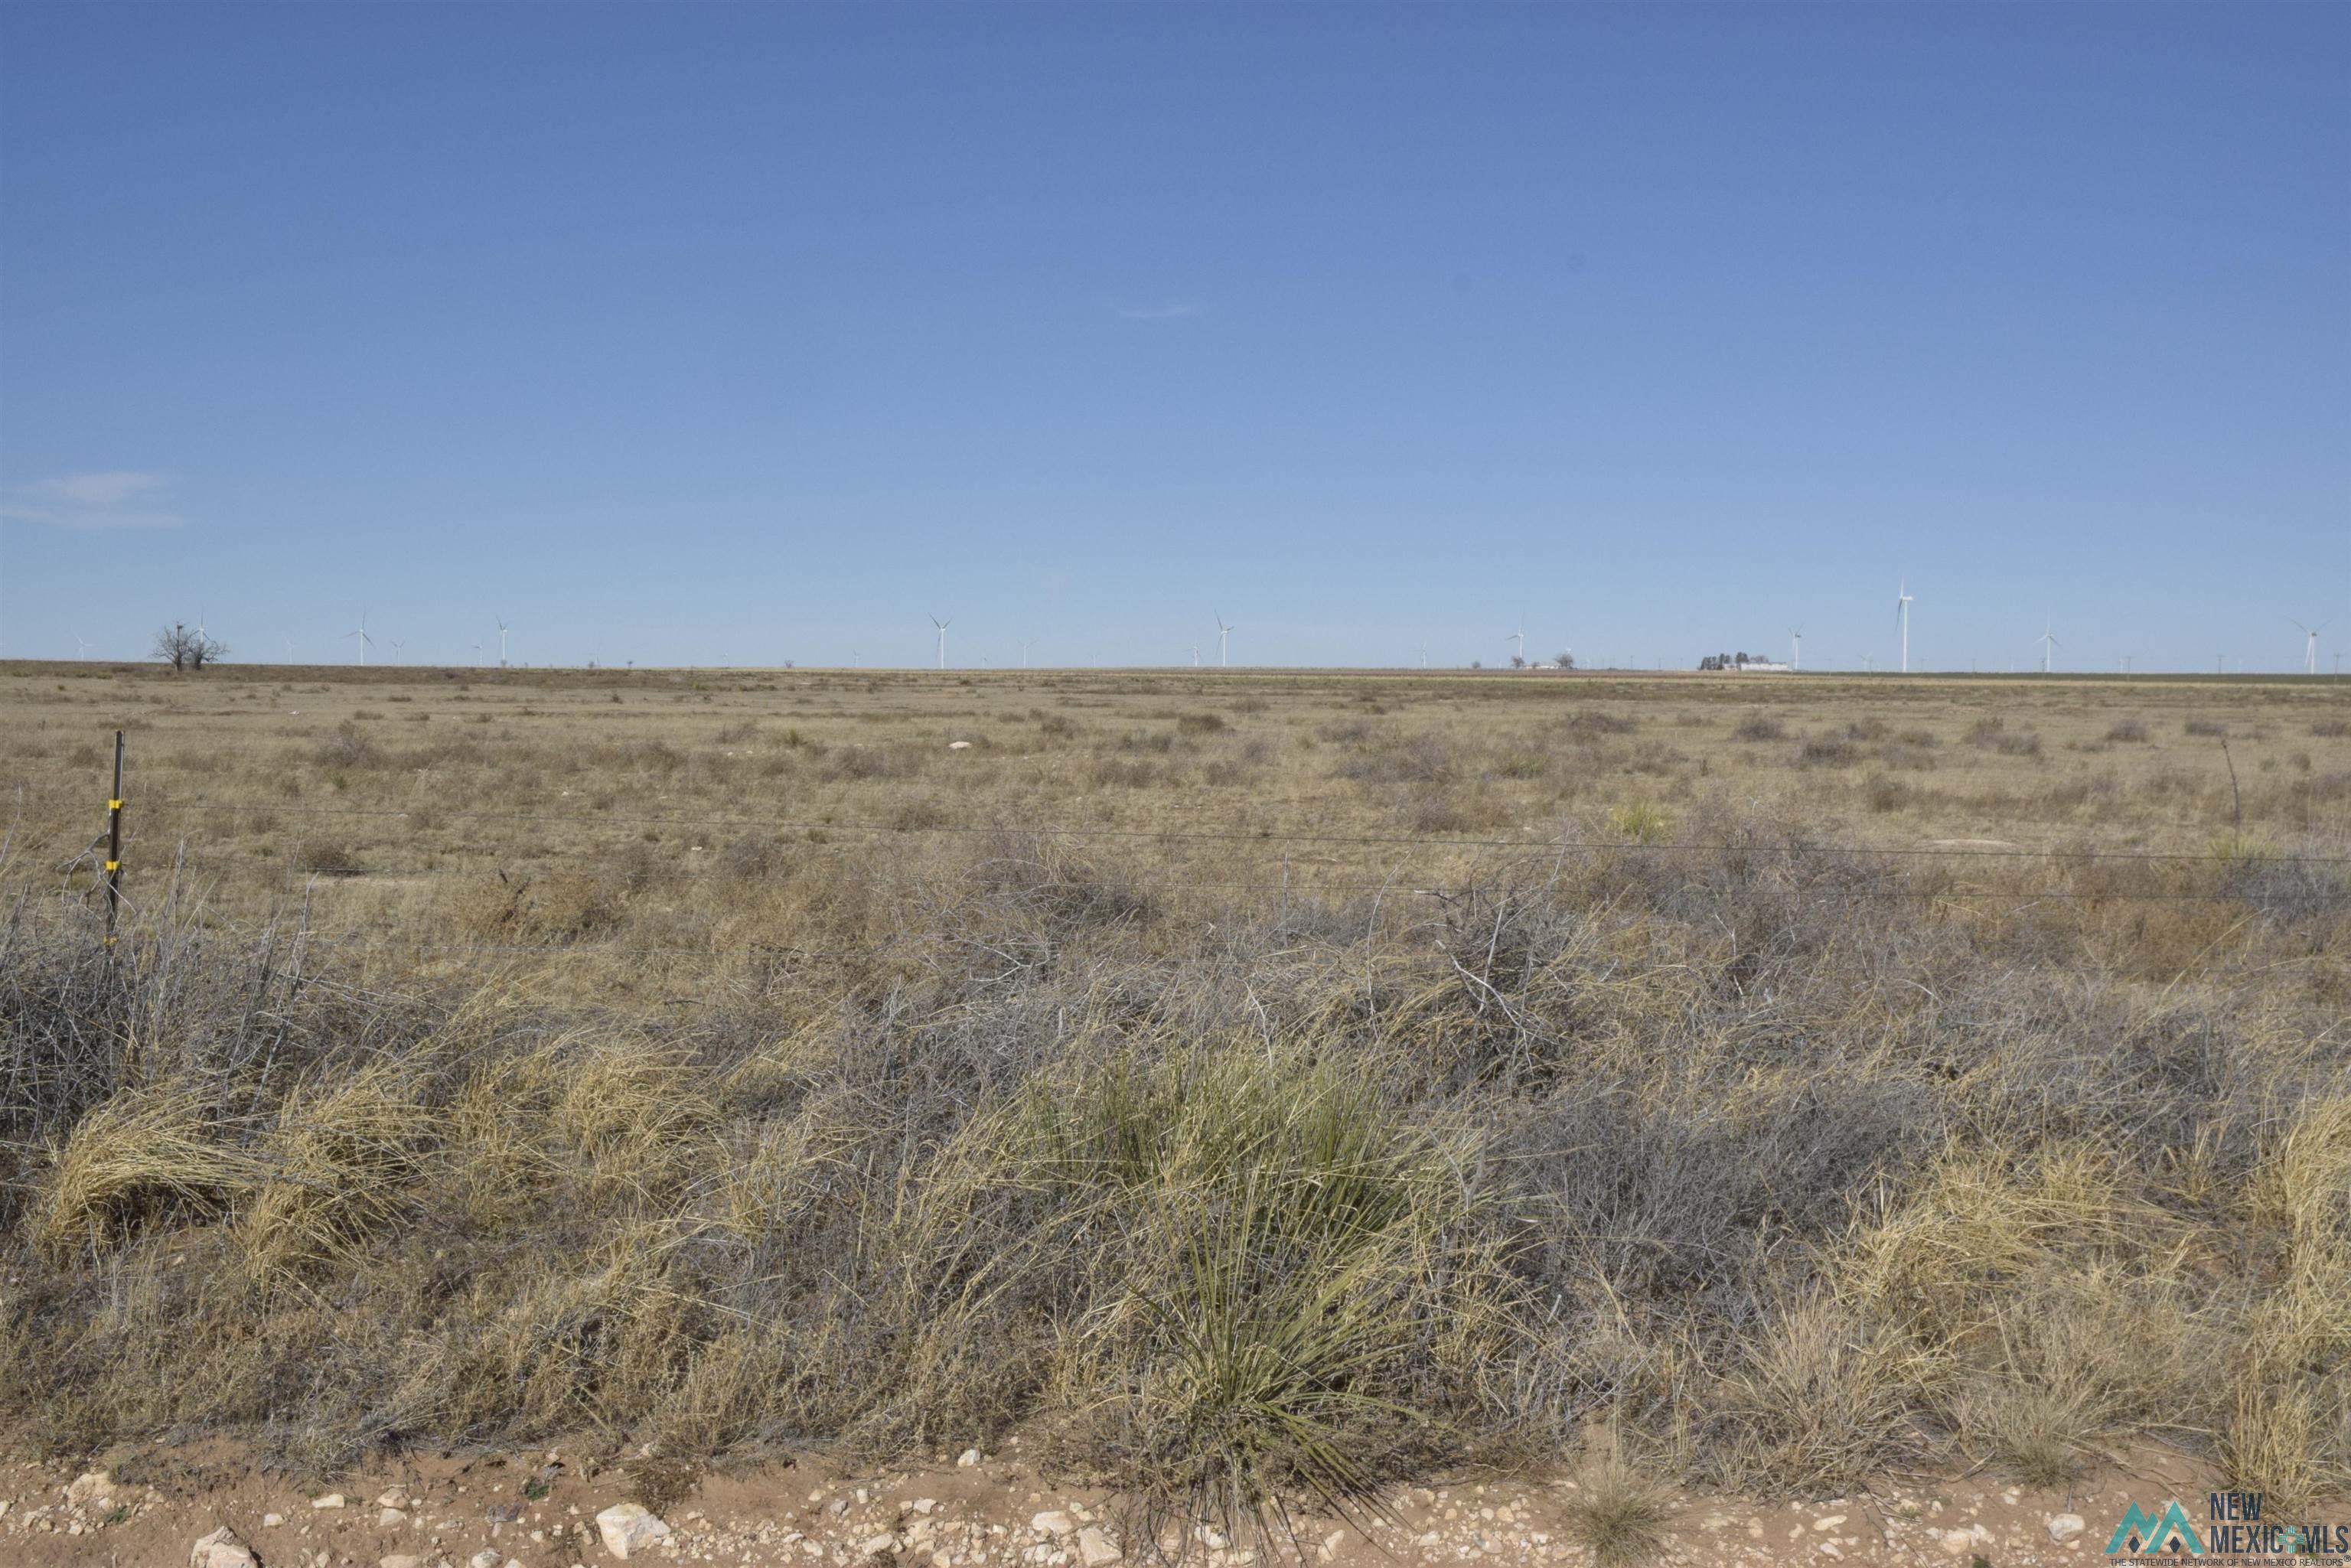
top-left (153, 622), bottom-right (228, 672)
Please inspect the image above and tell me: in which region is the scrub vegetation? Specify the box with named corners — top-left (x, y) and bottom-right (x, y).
top-left (3, 661), bottom-right (2348, 1539)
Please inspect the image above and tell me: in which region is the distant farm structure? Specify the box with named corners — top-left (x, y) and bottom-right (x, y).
top-left (1698, 651), bottom-right (1792, 671)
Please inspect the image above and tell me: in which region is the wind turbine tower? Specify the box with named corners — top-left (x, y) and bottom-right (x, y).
top-left (931, 614), bottom-right (951, 670)
top-left (2294, 620), bottom-right (2321, 675)
top-left (497, 618), bottom-right (510, 668)
top-left (2038, 618), bottom-right (2059, 673)
top-left (347, 610), bottom-right (373, 667)
top-left (1894, 582), bottom-right (1915, 673)
top-left (1215, 610), bottom-right (1233, 668)
top-left (1507, 625), bottom-right (1526, 663)
top-left (1789, 630), bottom-right (1802, 671)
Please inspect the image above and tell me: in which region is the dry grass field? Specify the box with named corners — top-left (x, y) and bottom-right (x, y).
top-left (3, 661), bottom-right (2349, 1545)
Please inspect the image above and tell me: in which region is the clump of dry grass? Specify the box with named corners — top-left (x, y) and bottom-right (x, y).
top-left (32, 1087), bottom-right (263, 1259)
top-left (1560, 1450), bottom-right (1680, 1568)
top-left (237, 1061), bottom-right (433, 1281)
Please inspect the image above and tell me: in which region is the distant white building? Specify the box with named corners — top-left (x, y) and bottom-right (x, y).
top-left (1730, 660), bottom-right (1792, 672)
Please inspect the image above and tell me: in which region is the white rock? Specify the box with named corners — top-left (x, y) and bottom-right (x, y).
top-left (1077, 1526), bottom-right (1123, 1566)
top-left (380, 1556), bottom-right (425, 1568)
top-left (314, 1493), bottom-right (348, 1510)
top-left (1032, 1511), bottom-right (1077, 1537)
top-left (947, 741), bottom-right (973, 751)
top-left (190, 1526), bottom-right (261, 1568)
top-left (66, 1471), bottom-right (114, 1506)
top-left (957, 1450), bottom-right (982, 1469)
top-left (595, 1503), bottom-right (673, 1560)
top-left (263, 1513), bottom-right (285, 1528)
top-left (377, 1489), bottom-right (412, 1509)
top-left (473, 1553), bottom-right (506, 1568)
top-left (1940, 1529), bottom-right (1978, 1557)
top-left (862, 1533), bottom-right (901, 1556)
top-left (378, 1506), bottom-right (409, 1528)
top-left (1815, 1516), bottom-right (1847, 1531)
top-left (1821, 1545), bottom-right (1844, 1560)
top-left (2049, 1514), bottom-right (2087, 1544)
top-left (911, 1499), bottom-right (937, 1516)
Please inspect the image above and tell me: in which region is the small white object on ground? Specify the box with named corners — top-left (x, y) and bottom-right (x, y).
top-left (189, 1526), bottom-right (260, 1568)
top-left (595, 1502), bottom-right (673, 1560)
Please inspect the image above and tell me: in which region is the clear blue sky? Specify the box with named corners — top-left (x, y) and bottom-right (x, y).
top-left (2, 3), bottom-right (2344, 672)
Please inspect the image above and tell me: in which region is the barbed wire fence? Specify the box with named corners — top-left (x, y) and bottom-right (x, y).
top-left (8, 735), bottom-right (2349, 980)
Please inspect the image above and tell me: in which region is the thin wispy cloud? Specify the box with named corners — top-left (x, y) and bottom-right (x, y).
top-left (1114, 302), bottom-right (1204, 321)
top-left (0, 471), bottom-right (184, 529)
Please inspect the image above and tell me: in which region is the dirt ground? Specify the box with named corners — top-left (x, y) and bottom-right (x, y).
top-left (0, 1442), bottom-right (2248, 1568)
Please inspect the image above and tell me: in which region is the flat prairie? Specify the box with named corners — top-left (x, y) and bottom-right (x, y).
top-left (2, 663), bottom-right (2347, 1553)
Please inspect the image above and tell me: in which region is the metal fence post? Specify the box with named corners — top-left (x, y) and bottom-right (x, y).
top-left (104, 730), bottom-right (124, 949)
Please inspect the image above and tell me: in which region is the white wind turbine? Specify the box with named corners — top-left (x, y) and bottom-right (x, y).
top-left (1789, 629), bottom-right (1802, 671)
top-left (346, 609), bottom-right (374, 666)
top-left (1215, 609), bottom-right (1233, 668)
top-left (1019, 638), bottom-right (1032, 670)
top-left (1192, 644), bottom-right (1200, 668)
top-left (390, 638), bottom-right (405, 665)
top-left (1419, 646), bottom-right (1429, 669)
top-left (496, 617), bottom-right (511, 668)
top-left (2037, 617), bottom-right (2059, 673)
top-left (75, 636), bottom-right (92, 660)
top-left (1894, 581), bottom-right (1915, 673)
top-left (1506, 624), bottom-right (1526, 663)
top-left (2292, 619), bottom-right (2323, 675)
top-left (930, 614), bottom-right (951, 670)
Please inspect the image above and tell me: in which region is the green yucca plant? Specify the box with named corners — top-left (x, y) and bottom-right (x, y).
top-left (1608, 797), bottom-right (1673, 845)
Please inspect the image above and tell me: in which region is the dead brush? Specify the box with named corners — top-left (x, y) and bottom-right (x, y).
top-left (386, 1220), bottom-right (706, 1439)
top-left (32, 1085), bottom-right (266, 1258)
